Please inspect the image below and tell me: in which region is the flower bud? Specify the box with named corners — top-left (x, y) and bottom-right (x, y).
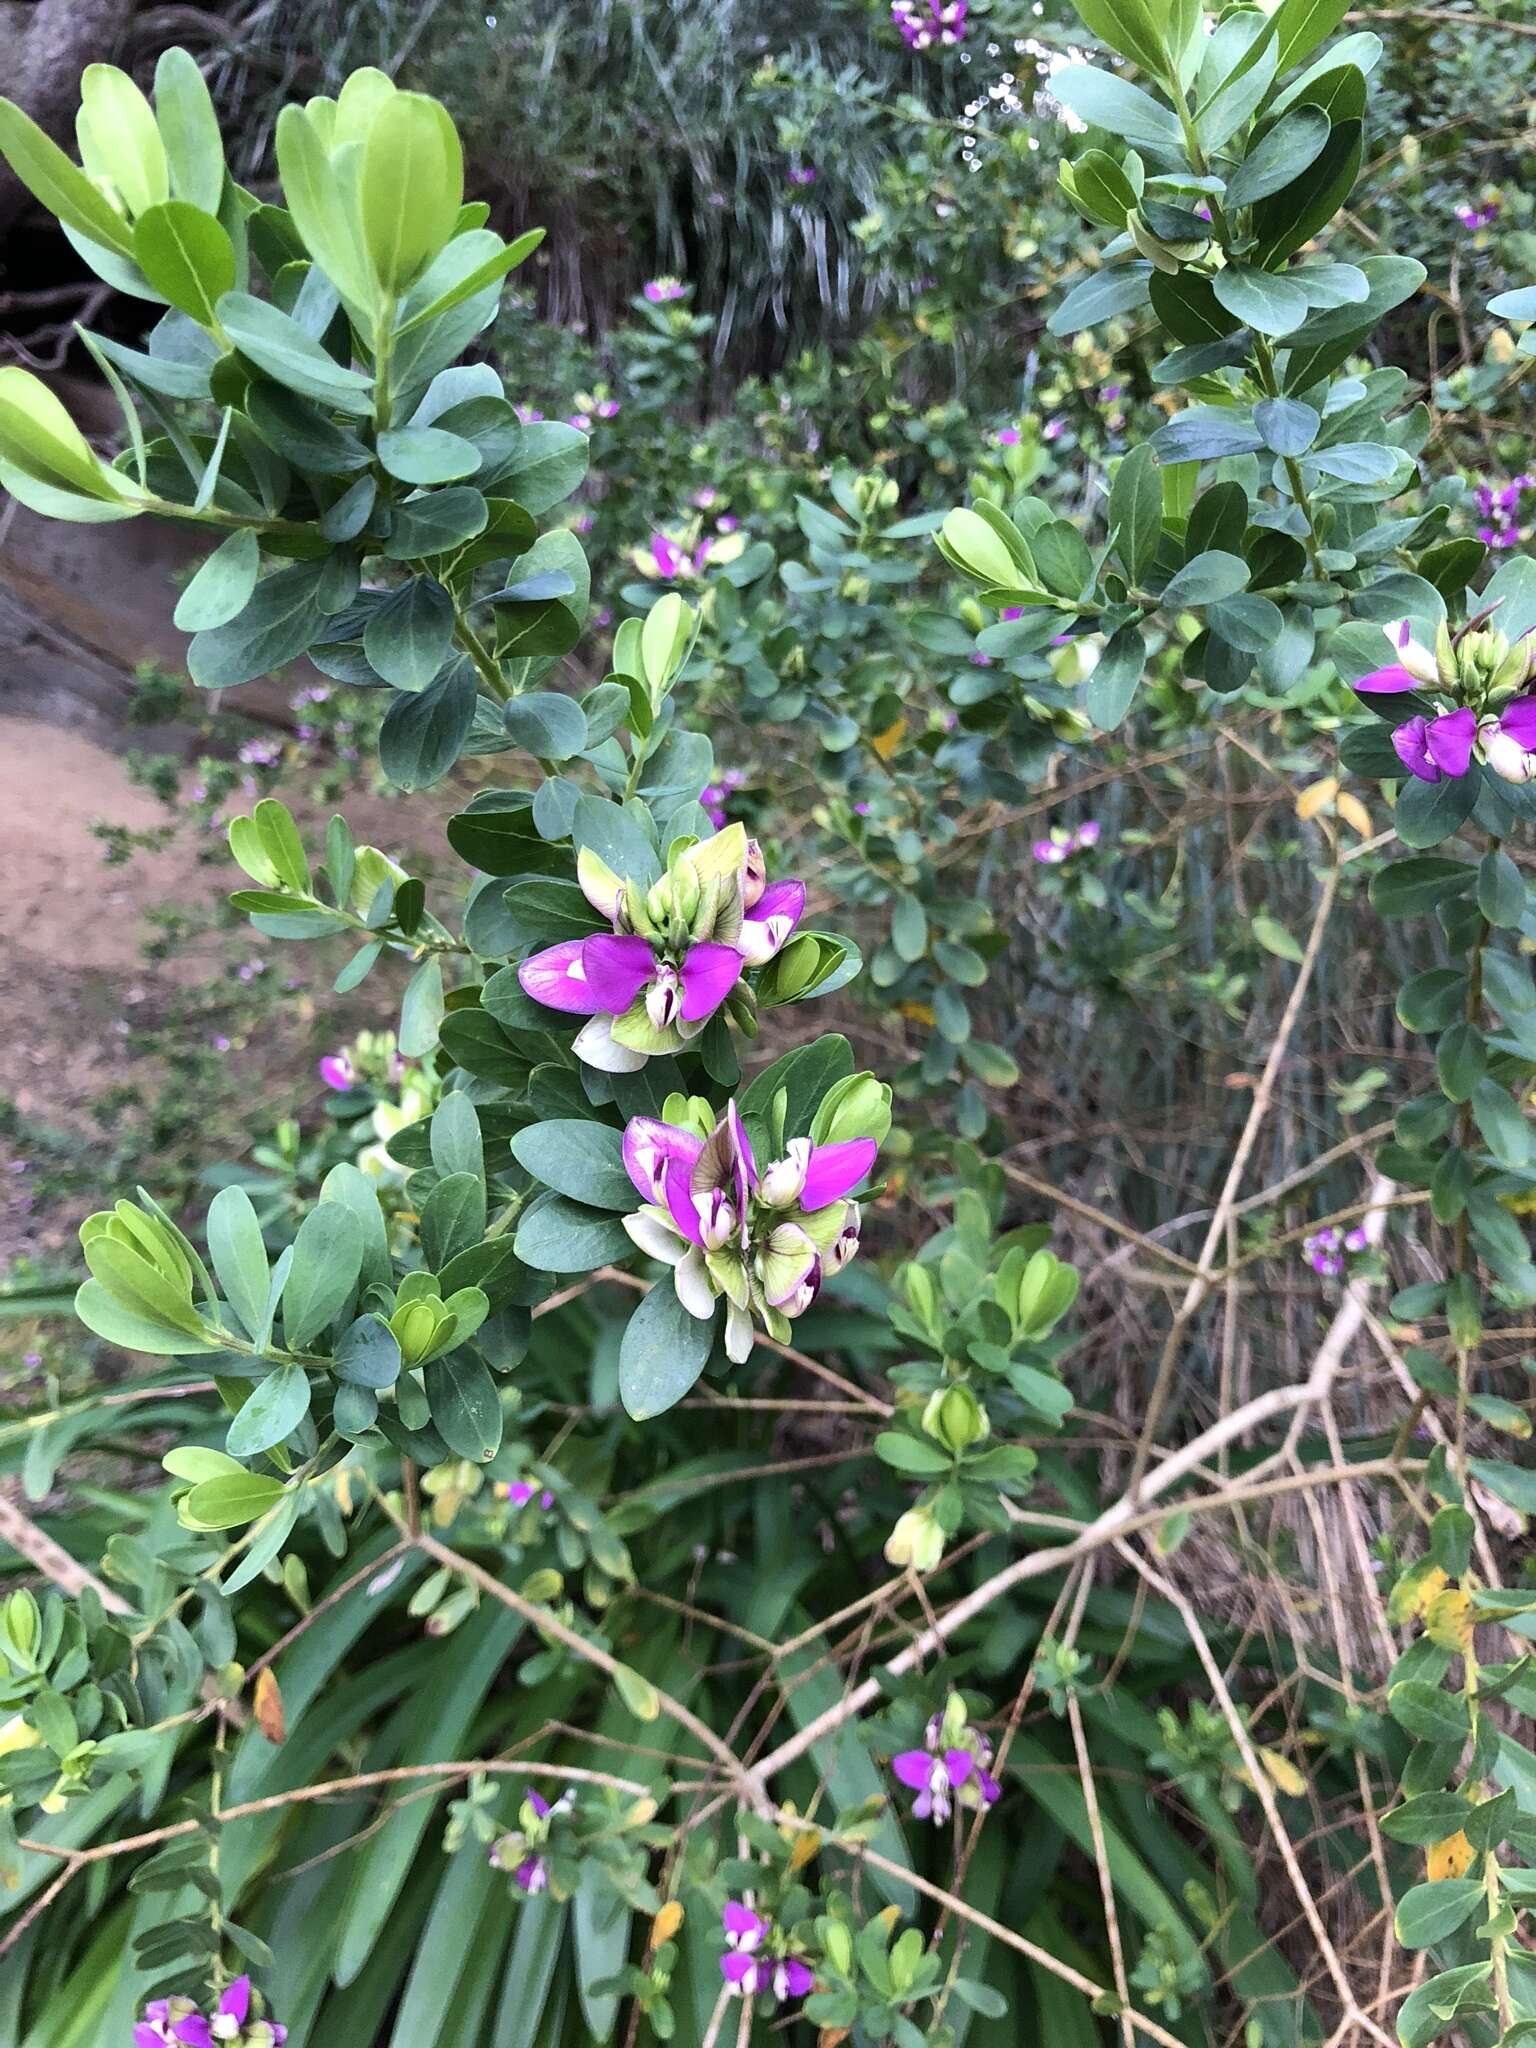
top-left (1482, 719), bottom-right (1536, 784)
top-left (646, 963), bottom-right (683, 1031)
top-left (741, 839), bottom-right (767, 910)
top-left (884, 1504), bottom-right (945, 1573)
top-left (1435, 619), bottom-right (1458, 688)
top-left (922, 1384), bottom-right (990, 1454)
top-left (824, 1202), bottom-right (862, 1275)
top-left (696, 1189), bottom-right (738, 1252)
top-left (1383, 618), bottom-right (1439, 686)
top-left (759, 1138), bottom-right (811, 1208)
top-left (0, 1713), bottom-right (42, 1758)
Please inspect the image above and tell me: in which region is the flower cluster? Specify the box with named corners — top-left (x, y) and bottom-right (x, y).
top-left (890, 1696), bottom-right (1001, 1824)
top-left (633, 522), bottom-right (744, 582)
top-left (720, 1901), bottom-right (814, 2003)
top-left (621, 1100), bottom-right (872, 1359)
top-left (135, 1979), bottom-right (284, 2048)
top-left (1455, 196), bottom-right (1500, 233)
top-left (519, 824), bottom-right (803, 1070)
top-left (1303, 1225), bottom-right (1368, 1279)
top-left (1474, 474), bottom-right (1532, 551)
top-left (892, 0), bottom-right (968, 50)
top-left (489, 1786), bottom-right (574, 1895)
top-left (642, 277), bottom-right (686, 303)
top-left (1032, 818), bottom-right (1101, 865)
top-left (700, 767), bottom-right (745, 830)
top-left (496, 1478), bottom-right (554, 1511)
top-left (1356, 616), bottom-right (1536, 784)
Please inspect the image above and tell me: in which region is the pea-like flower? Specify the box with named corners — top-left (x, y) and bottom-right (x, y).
top-left (490, 1786), bottom-right (574, 1895)
top-left (719, 1901), bottom-right (815, 2001)
top-left (891, 1702), bottom-right (1001, 1825)
top-left (621, 1101), bottom-right (873, 1360)
top-left (1355, 616), bottom-right (1536, 784)
top-left (135, 1978), bottom-right (285, 2048)
top-left (519, 825), bottom-right (804, 1071)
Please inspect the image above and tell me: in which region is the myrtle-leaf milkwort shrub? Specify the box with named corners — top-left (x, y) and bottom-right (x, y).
top-left (3, 5), bottom-right (1536, 2041)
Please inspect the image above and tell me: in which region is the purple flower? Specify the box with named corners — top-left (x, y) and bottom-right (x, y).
top-left (1032, 838), bottom-right (1068, 865)
top-left (787, 165), bottom-right (818, 187)
top-left (1344, 1227), bottom-right (1368, 1252)
top-left (318, 1051), bottom-right (356, 1090)
top-left (994, 426), bottom-right (1021, 447)
top-left (1456, 199), bottom-right (1499, 231)
top-left (719, 1901), bottom-right (813, 2003)
top-left (498, 1479), bottom-right (555, 1511)
top-left (136, 1981), bottom-right (285, 2048)
top-left (891, 1712), bottom-right (1001, 1823)
top-left (1391, 708), bottom-right (1477, 783)
top-left (1042, 416), bottom-right (1064, 442)
top-left (643, 277), bottom-right (686, 303)
top-left (596, 398), bottom-right (620, 418)
top-left (1073, 819), bottom-right (1101, 850)
top-left (892, 0), bottom-right (968, 48)
top-left (1482, 695), bottom-right (1536, 783)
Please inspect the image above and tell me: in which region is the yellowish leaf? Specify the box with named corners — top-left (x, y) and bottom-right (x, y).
top-left (1336, 790), bottom-right (1373, 837)
top-left (1427, 1830), bottom-right (1475, 1881)
top-left (897, 1001), bottom-right (935, 1026)
top-left (1258, 1746), bottom-right (1306, 1798)
top-left (1295, 776), bottom-right (1339, 821)
top-left (872, 716), bottom-right (907, 761)
top-left (1425, 1588), bottom-right (1475, 1653)
top-left (253, 1667), bottom-right (286, 1745)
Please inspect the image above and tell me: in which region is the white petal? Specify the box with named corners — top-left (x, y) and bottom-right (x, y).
top-left (725, 1300), bottom-right (755, 1362)
top-left (673, 1248), bottom-right (718, 1319)
top-left (623, 1208), bottom-right (689, 1264)
top-left (572, 1016), bottom-right (649, 1073)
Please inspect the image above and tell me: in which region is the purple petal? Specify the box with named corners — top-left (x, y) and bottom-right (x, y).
top-left (663, 1161), bottom-right (709, 1248)
top-left (135, 2030), bottom-right (163, 2048)
top-left (172, 2023), bottom-right (213, 2048)
top-left (581, 934), bottom-right (658, 1013)
top-left (891, 1749), bottom-right (933, 1790)
top-left (944, 1748), bottom-right (976, 1789)
top-left (1426, 706), bottom-right (1477, 778)
top-left (1499, 696), bottom-right (1536, 747)
top-left (752, 879), bottom-right (805, 928)
top-left (1391, 716), bottom-right (1441, 783)
top-left (678, 942), bottom-right (743, 1021)
top-left (726, 1100), bottom-right (757, 1188)
top-left (799, 1138), bottom-right (877, 1209)
top-left (1354, 664), bottom-right (1421, 694)
top-left (723, 1901), bottom-right (766, 1944)
top-left (623, 1116), bottom-right (704, 1203)
top-left (721, 1953), bottom-right (756, 1985)
top-left (779, 1957), bottom-right (815, 1997)
top-left (977, 1766), bottom-right (1002, 1804)
top-left (220, 1979), bottom-right (251, 2025)
top-left (528, 1791), bottom-right (550, 1819)
top-left (519, 939), bottom-right (602, 1015)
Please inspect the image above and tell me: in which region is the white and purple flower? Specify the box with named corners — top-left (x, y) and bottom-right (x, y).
top-left (490, 1785), bottom-right (575, 1895)
top-left (1355, 616), bottom-right (1536, 785)
top-left (519, 825), bottom-right (805, 1071)
top-left (643, 277), bottom-right (687, 304)
top-left (1032, 818), bottom-right (1102, 865)
top-left (719, 1901), bottom-right (815, 2002)
top-left (621, 1101), bottom-right (874, 1361)
top-left (135, 1978), bottom-right (285, 2048)
top-left (892, 0), bottom-right (968, 49)
top-left (891, 1704), bottom-right (1001, 1825)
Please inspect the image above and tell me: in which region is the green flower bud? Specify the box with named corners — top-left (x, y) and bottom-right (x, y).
top-left (884, 1503), bottom-right (945, 1573)
top-left (922, 1384), bottom-right (990, 1454)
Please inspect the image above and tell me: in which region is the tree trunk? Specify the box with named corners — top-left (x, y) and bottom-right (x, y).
top-left (0, 0), bottom-right (137, 238)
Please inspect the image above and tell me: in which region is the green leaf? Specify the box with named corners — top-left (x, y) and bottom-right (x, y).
top-left (502, 691), bottom-right (589, 761)
top-left (1064, 0), bottom-right (1169, 79)
top-left (205, 1185), bottom-right (270, 1340)
top-left (1252, 913), bottom-right (1304, 962)
top-left (359, 91), bottom-right (462, 294)
top-left (395, 227), bottom-right (544, 336)
top-left (173, 527), bottom-right (259, 633)
top-left (225, 1364), bottom-right (312, 1459)
top-left (1253, 396), bottom-right (1319, 456)
top-left (186, 561), bottom-right (327, 689)
top-left (75, 1278), bottom-right (216, 1355)
top-left (383, 485), bottom-right (488, 558)
top-left (399, 956), bottom-right (446, 1059)
top-left (0, 98), bottom-right (137, 256)
top-left (1387, 1681), bottom-right (1471, 1743)
top-left (875, 1431), bottom-right (952, 1475)
top-left (216, 290), bottom-right (374, 413)
top-left (282, 1203), bottom-right (364, 1350)
top-left (1085, 623), bottom-right (1145, 730)
top-left (1108, 444), bottom-right (1161, 584)
top-left (334, 1313), bottom-right (402, 1390)
top-left (513, 1193), bottom-right (634, 1273)
top-left (180, 1471), bottom-right (288, 1531)
top-left (363, 576), bottom-right (455, 691)
top-left (420, 1171), bottom-right (487, 1271)
top-left (1394, 1879), bottom-right (1483, 1950)
top-left (154, 47), bottom-right (226, 213)
top-left (1162, 551), bottom-right (1249, 607)
top-left (425, 1350), bottom-right (503, 1461)
top-left (377, 426), bottom-right (480, 485)
top-left (1048, 264), bottom-right (1153, 339)
top-left (1212, 265), bottom-right (1309, 338)
top-left (1467, 1457), bottom-right (1536, 1514)
top-left (378, 657), bottom-right (477, 789)
top-left (1394, 771), bottom-right (1479, 850)
top-left (1050, 65), bottom-right (1182, 150)
top-left (133, 201), bottom-right (235, 328)
top-left (1224, 108), bottom-right (1331, 208)
top-left (618, 1281), bottom-right (716, 1419)
top-left (510, 1122), bottom-right (633, 1209)
top-left (1369, 856), bottom-right (1471, 918)
top-left (1478, 848), bottom-right (1526, 927)
top-left (1471, 1080), bottom-right (1531, 1169)
top-left (1270, 0), bottom-right (1350, 72)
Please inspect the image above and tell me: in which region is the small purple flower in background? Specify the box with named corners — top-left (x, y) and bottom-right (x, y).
top-left (719, 1901), bottom-right (814, 2002)
top-left (787, 165), bottom-right (818, 187)
top-left (1304, 1225), bottom-right (1369, 1278)
top-left (891, 1707), bottom-right (1001, 1824)
top-left (994, 425), bottom-right (1021, 447)
top-left (893, 0), bottom-right (968, 49)
top-left (497, 1479), bottom-right (555, 1511)
top-left (513, 403), bottom-right (544, 424)
top-left (643, 276), bottom-right (687, 303)
top-left (700, 766), bottom-right (746, 828)
top-left (693, 485), bottom-right (719, 509)
top-left (716, 512), bottom-right (740, 534)
top-left (639, 530), bottom-right (714, 582)
top-left (237, 737), bottom-right (282, 768)
top-left (211, 1034), bottom-right (231, 1054)
top-left (1474, 474), bottom-right (1532, 550)
top-left (596, 397), bottom-right (621, 419)
top-left (1042, 416), bottom-right (1065, 442)
top-left (568, 411), bottom-right (592, 431)
top-left (490, 1786), bottom-right (574, 1895)
top-left (318, 1050), bottom-right (356, 1090)
top-left (1032, 819), bottom-right (1102, 865)
top-left (1456, 197), bottom-right (1500, 232)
